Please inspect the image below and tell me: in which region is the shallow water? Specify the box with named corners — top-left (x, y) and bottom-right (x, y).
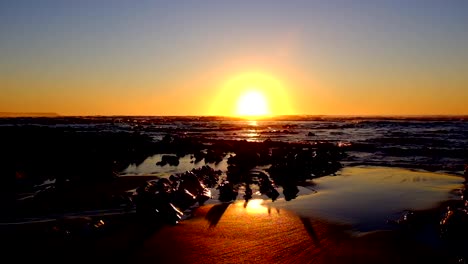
top-left (121, 154), bottom-right (230, 177)
top-left (260, 166), bottom-right (463, 232)
top-left (122, 156), bottom-right (464, 232)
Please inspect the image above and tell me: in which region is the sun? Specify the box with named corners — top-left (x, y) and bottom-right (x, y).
top-left (236, 90), bottom-right (270, 117)
top-left (210, 72), bottom-right (293, 117)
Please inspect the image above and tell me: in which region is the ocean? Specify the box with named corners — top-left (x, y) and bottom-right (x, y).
top-left (3, 115), bottom-right (466, 176)
top-left (3, 116), bottom-right (467, 231)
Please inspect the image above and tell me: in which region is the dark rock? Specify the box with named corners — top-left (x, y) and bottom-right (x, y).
top-left (156, 155), bottom-right (180, 166)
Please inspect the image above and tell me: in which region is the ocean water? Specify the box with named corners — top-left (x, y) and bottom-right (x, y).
top-left (3, 115), bottom-right (466, 174)
top-left (136, 116), bottom-right (466, 174)
top-left (3, 116), bottom-right (467, 231)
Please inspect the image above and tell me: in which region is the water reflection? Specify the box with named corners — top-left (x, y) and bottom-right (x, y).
top-left (270, 166), bottom-right (463, 232)
top-left (248, 120), bottom-right (258, 127)
top-left (205, 202), bottom-right (231, 228)
top-left (245, 129), bottom-right (260, 141)
top-left (122, 154), bottom-right (229, 177)
top-left (267, 205), bottom-right (280, 215)
top-left (239, 199), bottom-right (267, 214)
top-left (299, 217), bottom-right (321, 246)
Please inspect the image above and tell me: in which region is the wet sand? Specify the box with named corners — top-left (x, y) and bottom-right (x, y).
top-left (5, 170), bottom-right (464, 263)
top-left (85, 202), bottom-right (451, 264)
top-left (3, 200), bottom-right (458, 264)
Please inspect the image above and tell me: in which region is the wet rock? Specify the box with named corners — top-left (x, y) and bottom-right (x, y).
top-left (204, 149), bottom-right (225, 164)
top-left (156, 155), bottom-right (180, 166)
top-left (217, 180), bottom-right (238, 202)
top-left (440, 206), bottom-right (468, 241)
top-left (189, 165), bottom-right (220, 188)
top-left (192, 151), bottom-right (205, 163)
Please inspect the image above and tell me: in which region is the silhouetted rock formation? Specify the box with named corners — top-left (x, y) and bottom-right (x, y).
top-left (156, 155), bottom-right (180, 166)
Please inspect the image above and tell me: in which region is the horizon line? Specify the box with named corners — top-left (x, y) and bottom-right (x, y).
top-left (1, 112), bottom-right (467, 119)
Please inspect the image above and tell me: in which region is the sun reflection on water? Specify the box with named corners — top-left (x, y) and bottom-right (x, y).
top-left (246, 129), bottom-right (259, 137)
top-left (238, 199), bottom-right (268, 214)
top-left (248, 120), bottom-right (258, 126)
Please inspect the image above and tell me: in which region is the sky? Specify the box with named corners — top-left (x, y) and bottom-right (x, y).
top-left (1, 0), bottom-right (467, 116)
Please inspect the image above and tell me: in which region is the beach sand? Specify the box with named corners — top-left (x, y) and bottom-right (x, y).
top-left (78, 202), bottom-right (451, 264)
top-left (5, 172), bottom-right (464, 264)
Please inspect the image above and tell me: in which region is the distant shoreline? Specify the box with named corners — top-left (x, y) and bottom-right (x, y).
top-left (0, 112), bottom-right (59, 117)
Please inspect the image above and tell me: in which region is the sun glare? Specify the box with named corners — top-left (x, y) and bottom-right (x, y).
top-left (236, 90), bottom-right (270, 117)
top-left (211, 72), bottom-right (293, 117)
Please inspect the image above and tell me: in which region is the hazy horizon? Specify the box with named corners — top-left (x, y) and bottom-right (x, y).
top-left (1, 111), bottom-right (467, 119)
top-left (1, 1), bottom-right (467, 116)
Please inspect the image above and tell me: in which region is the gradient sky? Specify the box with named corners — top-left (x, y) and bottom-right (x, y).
top-left (1, 0), bottom-right (467, 116)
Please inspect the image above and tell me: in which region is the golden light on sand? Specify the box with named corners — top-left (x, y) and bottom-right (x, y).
top-left (236, 90), bottom-right (270, 117)
top-left (211, 72), bottom-right (293, 117)
top-left (236, 199), bottom-right (268, 214)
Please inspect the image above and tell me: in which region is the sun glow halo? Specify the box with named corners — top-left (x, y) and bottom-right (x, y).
top-left (211, 72), bottom-right (293, 117)
top-left (236, 90), bottom-right (270, 117)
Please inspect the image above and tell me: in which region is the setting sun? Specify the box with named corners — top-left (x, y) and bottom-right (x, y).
top-left (236, 90), bottom-right (270, 117)
top-left (211, 72), bottom-right (293, 117)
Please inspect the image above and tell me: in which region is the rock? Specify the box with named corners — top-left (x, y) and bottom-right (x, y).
top-left (156, 155), bottom-right (180, 166)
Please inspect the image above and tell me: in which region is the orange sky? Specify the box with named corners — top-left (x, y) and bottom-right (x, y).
top-left (1, 1), bottom-right (467, 116)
